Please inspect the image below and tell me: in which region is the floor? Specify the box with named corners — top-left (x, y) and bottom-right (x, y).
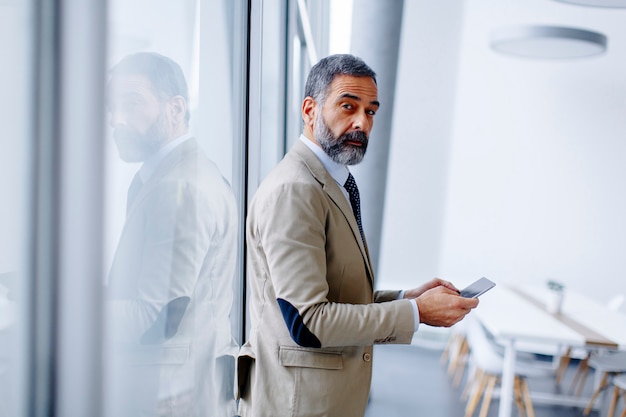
top-left (365, 341), bottom-right (611, 417)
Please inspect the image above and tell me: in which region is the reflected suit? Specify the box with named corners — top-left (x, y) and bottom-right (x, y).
top-left (107, 138), bottom-right (238, 417)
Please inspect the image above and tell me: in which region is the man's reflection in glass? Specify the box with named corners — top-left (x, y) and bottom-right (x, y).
top-left (105, 52), bottom-right (238, 417)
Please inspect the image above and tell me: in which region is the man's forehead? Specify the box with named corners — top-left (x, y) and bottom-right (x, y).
top-left (328, 75), bottom-right (378, 102)
top-left (106, 74), bottom-right (157, 110)
top-left (108, 73), bottom-right (153, 95)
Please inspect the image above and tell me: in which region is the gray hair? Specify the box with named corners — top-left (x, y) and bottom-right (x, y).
top-left (304, 54), bottom-right (377, 105)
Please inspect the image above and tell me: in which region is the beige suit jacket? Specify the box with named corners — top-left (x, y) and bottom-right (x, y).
top-left (237, 140), bottom-right (415, 417)
top-left (107, 139), bottom-right (238, 416)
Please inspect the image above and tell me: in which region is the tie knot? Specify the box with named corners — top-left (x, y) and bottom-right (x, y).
top-left (344, 173), bottom-right (358, 193)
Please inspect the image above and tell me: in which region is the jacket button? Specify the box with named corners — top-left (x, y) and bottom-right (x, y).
top-left (363, 353), bottom-right (372, 362)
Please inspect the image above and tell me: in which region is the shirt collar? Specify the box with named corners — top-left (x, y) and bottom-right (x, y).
top-left (139, 133), bottom-right (193, 183)
top-left (299, 134), bottom-right (350, 186)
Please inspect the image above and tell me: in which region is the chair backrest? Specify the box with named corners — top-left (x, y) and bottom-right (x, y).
top-left (589, 350), bottom-right (626, 373)
top-left (465, 316), bottom-right (504, 374)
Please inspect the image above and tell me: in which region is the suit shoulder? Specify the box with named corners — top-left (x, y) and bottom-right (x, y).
top-left (258, 150), bottom-right (321, 190)
top-left (253, 157), bottom-right (328, 214)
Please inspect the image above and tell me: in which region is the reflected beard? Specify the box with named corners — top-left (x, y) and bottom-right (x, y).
top-left (315, 116), bottom-right (368, 166)
top-left (113, 117), bottom-right (169, 163)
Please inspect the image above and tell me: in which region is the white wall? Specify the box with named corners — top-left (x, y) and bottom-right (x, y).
top-left (378, 0), bottom-right (465, 287)
top-left (379, 0), bottom-right (626, 311)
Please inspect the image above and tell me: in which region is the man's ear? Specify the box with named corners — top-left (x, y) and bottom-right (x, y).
top-left (301, 96), bottom-right (317, 127)
top-left (169, 95), bottom-right (187, 124)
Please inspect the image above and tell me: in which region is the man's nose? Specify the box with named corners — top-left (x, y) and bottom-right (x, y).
top-left (352, 110), bottom-right (371, 132)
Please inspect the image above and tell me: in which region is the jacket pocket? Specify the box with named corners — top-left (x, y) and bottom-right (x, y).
top-left (278, 346), bottom-right (343, 370)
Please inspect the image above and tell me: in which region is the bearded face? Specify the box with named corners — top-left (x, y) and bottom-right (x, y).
top-left (314, 110), bottom-right (368, 166)
top-left (113, 109), bottom-right (170, 163)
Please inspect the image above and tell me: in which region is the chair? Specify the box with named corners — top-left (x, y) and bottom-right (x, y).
top-left (582, 351), bottom-right (626, 415)
top-left (491, 338), bottom-right (573, 384)
top-left (558, 294), bottom-right (625, 395)
top-left (607, 374), bottom-right (626, 417)
top-left (441, 322), bottom-right (470, 387)
top-left (463, 317), bottom-right (555, 417)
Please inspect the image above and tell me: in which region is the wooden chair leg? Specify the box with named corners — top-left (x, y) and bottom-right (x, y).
top-left (619, 388), bottom-right (626, 417)
top-left (462, 367), bottom-right (482, 401)
top-left (441, 332), bottom-right (457, 364)
top-left (575, 359), bottom-right (591, 397)
top-left (453, 340), bottom-right (470, 387)
top-left (449, 336), bottom-right (468, 378)
top-left (570, 355), bottom-right (589, 395)
top-left (447, 335), bottom-right (460, 375)
top-left (465, 371), bottom-right (488, 417)
top-left (583, 371), bottom-right (610, 416)
top-left (556, 347), bottom-right (572, 385)
top-left (513, 377), bottom-right (526, 417)
top-left (478, 375), bottom-right (497, 417)
top-left (520, 378), bottom-right (535, 417)
top-left (607, 386), bottom-right (620, 417)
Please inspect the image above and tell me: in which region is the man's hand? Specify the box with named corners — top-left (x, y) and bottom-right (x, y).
top-left (413, 286), bottom-right (479, 328)
top-left (402, 278), bottom-right (460, 299)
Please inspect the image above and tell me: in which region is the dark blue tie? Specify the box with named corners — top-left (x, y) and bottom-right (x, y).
top-left (344, 173), bottom-right (364, 242)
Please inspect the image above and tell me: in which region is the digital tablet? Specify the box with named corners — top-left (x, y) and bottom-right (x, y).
top-left (459, 277), bottom-right (496, 298)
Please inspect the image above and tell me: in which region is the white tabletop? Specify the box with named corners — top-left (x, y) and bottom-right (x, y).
top-left (518, 284), bottom-right (626, 350)
top-left (473, 284), bottom-right (586, 348)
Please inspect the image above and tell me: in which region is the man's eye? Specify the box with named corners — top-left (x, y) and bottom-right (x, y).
top-left (120, 99), bottom-right (140, 112)
top-left (366, 109), bottom-right (376, 116)
top-left (342, 103), bottom-right (353, 110)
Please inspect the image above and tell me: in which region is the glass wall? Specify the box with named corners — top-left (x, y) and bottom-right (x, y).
top-left (0, 1), bottom-right (32, 416)
top-left (0, 0), bottom-right (249, 416)
top-left (0, 0), bottom-right (347, 415)
top-left (104, 1), bottom-right (247, 416)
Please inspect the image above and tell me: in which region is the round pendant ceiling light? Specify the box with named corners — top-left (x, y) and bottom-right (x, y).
top-left (490, 25), bottom-right (607, 59)
top-left (553, 0), bottom-right (626, 7)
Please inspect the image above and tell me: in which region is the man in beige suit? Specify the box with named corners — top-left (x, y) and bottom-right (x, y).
top-left (106, 52), bottom-right (238, 417)
top-left (237, 54), bottom-right (478, 417)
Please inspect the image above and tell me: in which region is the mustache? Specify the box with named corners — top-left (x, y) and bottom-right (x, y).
top-left (339, 130), bottom-right (368, 145)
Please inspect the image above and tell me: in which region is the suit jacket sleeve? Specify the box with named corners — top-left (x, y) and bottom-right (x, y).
top-left (249, 179), bottom-right (415, 348)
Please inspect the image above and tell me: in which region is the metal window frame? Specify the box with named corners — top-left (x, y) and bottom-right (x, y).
top-left (30, 0), bottom-right (107, 415)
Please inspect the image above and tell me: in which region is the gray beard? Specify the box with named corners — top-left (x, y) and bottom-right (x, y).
top-left (113, 117), bottom-right (169, 163)
top-left (314, 115), bottom-right (368, 166)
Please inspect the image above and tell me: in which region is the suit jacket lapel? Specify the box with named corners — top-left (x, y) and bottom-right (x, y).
top-left (291, 141), bottom-right (374, 285)
top-left (126, 138), bottom-right (198, 219)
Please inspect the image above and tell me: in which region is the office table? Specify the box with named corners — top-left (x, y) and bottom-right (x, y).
top-left (473, 284), bottom-right (625, 417)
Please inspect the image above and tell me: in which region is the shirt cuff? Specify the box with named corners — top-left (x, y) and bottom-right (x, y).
top-left (398, 290), bottom-right (420, 332)
top-left (410, 299), bottom-right (420, 332)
